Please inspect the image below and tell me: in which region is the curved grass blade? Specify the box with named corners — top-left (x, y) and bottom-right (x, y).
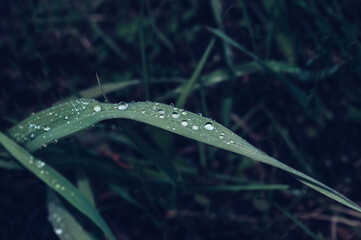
top-left (7, 98), bottom-right (361, 213)
top-left (0, 132), bottom-right (116, 240)
top-left (48, 189), bottom-right (94, 240)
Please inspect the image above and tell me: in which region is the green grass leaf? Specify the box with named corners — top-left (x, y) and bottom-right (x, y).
top-left (0, 131), bottom-right (116, 240)
top-left (273, 203), bottom-right (322, 240)
top-left (48, 189), bottom-right (95, 240)
top-left (176, 38), bottom-right (215, 108)
top-left (7, 98), bottom-right (361, 213)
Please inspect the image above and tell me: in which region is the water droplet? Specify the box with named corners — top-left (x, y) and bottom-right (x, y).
top-left (182, 111), bottom-right (187, 115)
top-left (172, 112), bottom-right (180, 118)
top-left (117, 101), bottom-right (128, 110)
top-left (43, 126), bottom-right (51, 132)
top-left (158, 109), bottom-right (165, 114)
top-left (227, 140), bottom-right (234, 145)
top-left (192, 125), bottom-right (199, 130)
top-left (204, 122), bottom-right (214, 131)
top-left (219, 132), bottom-right (225, 139)
top-left (181, 120), bottom-right (188, 126)
top-left (36, 160), bottom-right (45, 168)
top-left (159, 115), bottom-right (165, 119)
top-left (54, 228), bottom-right (63, 235)
top-left (30, 133), bottom-right (35, 138)
top-left (141, 109), bottom-right (145, 113)
top-left (93, 105), bottom-right (102, 112)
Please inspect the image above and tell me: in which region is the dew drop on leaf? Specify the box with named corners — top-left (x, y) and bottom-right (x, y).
top-left (172, 112), bottom-right (179, 118)
top-left (117, 101), bottom-right (128, 110)
top-left (204, 122), bottom-right (214, 131)
top-left (93, 105), bottom-right (102, 112)
top-left (36, 160), bottom-right (45, 168)
top-left (43, 126), bottom-right (51, 132)
top-left (54, 228), bottom-right (63, 235)
top-left (181, 120), bottom-right (188, 126)
top-left (192, 125), bottom-right (199, 130)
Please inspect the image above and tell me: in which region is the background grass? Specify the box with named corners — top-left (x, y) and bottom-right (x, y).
top-left (1, 0), bottom-right (361, 239)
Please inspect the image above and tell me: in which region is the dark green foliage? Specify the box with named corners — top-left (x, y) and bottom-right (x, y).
top-left (1, 0), bottom-right (361, 239)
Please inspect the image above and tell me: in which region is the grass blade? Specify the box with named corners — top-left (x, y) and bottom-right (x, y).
top-left (273, 203), bottom-right (322, 240)
top-left (48, 189), bottom-right (94, 240)
top-left (119, 121), bottom-right (180, 184)
top-left (139, 0), bottom-right (150, 99)
top-left (176, 39), bottom-right (215, 108)
top-left (0, 131), bottom-right (116, 240)
top-left (7, 98), bottom-right (361, 213)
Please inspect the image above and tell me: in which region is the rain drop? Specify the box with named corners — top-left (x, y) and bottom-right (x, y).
top-left (158, 109), bottom-right (165, 114)
top-left (192, 125), bottom-right (199, 130)
top-left (204, 122), bottom-right (214, 131)
top-left (93, 105), bottom-right (102, 112)
top-left (159, 115), bottom-right (165, 119)
top-left (36, 160), bottom-right (45, 168)
top-left (54, 228), bottom-right (63, 235)
top-left (43, 126), bottom-right (51, 132)
top-left (172, 112), bottom-right (180, 118)
top-left (117, 101), bottom-right (128, 110)
top-left (181, 120), bottom-right (188, 127)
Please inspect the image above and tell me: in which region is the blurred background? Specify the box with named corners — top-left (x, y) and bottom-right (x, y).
top-left (1, 0), bottom-right (361, 239)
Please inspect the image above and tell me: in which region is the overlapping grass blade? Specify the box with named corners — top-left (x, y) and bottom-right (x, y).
top-left (76, 168), bottom-right (96, 206)
top-left (176, 38), bottom-right (215, 108)
top-left (6, 98), bottom-right (361, 213)
top-left (119, 121), bottom-right (180, 184)
top-left (0, 159), bottom-right (22, 170)
top-left (207, 27), bottom-right (323, 118)
top-left (48, 189), bottom-right (94, 240)
top-left (0, 131), bottom-right (116, 240)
